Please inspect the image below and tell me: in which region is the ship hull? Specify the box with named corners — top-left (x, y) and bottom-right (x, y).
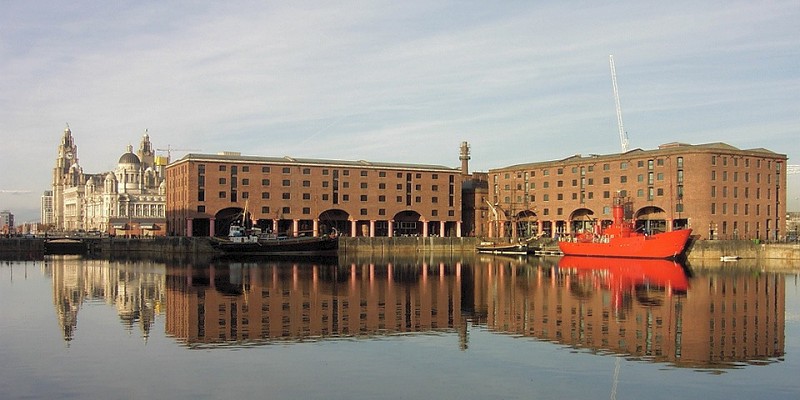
top-left (558, 229), bottom-right (692, 259)
top-left (212, 236), bottom-right (339, 256)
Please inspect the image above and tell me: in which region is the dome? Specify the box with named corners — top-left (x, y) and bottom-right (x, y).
top-left (118, 145), bottom-right (141, 165)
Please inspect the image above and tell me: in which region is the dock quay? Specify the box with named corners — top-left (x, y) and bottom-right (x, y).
top-left (0, 236), bottom-right (797, 261)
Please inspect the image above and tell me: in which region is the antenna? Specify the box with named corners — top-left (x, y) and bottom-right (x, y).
top-left (609, 55), bottom-right (629, 152)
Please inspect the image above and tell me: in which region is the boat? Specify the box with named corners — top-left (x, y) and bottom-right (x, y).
top-left (558, 195), bottom-right (692, 259)
top-left (476, 239), bottom-right (536, 255)
top-left (211, 224), bottom-right (339, 256)
top-left (720, 255), bottom-right (740, 262)
top-left (44, 238), bottom-right (89, 255)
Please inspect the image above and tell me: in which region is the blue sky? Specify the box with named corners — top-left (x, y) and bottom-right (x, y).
top-left (1, 0), bottom-right (798, 222)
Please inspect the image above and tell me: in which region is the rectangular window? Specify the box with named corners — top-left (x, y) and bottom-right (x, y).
top-left (262, 206), bottom-right (270, 214)
top-left (282, 167), bottom-right (291, 173)
top-left (262, 166), bottom-right (270, 173)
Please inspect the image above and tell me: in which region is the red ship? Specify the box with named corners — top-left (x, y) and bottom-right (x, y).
top-left (558, 196), bottom-right (692, 259)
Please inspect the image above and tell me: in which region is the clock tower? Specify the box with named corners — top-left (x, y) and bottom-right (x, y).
top-left (52, 124), bottom-right (80, 230)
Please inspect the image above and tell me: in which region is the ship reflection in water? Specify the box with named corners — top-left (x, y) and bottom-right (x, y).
top-left (48, 254), bottom-right (785, 370)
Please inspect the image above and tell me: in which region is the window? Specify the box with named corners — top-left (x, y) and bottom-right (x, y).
top-left (282, 207), bottom-right (290, 214)
top-left (242, 178), bottom-right (249, 186)
top-left (262, 179), bottom-right (270, 186)
top-left (197, 205), bottom-right (205, 212)
top-left (282, 167), bottom-right (291, 173)
top-left (432, 197), bottom-right (438, 203)
top-left (242, 192), bottom-right (249, 199)
top-left (342, 194), bottom-right (349, 201)
top-left (242, 166), bottom-right (249, 172)
top-left (603, 177), bottom-right (610, 184)
top-left (677, 157), bottom-right (683, 168)
top-left (302, 207), bottom-right (310, 215)
top-left (282, 179), bottom-right (290, 187)
top-left (322, 194), bottom-right (329, 201)
top-left (620, 176), bottom-right (627, 183)
top-left (219, 177), bottom-right (226, 184)
top-left (261, 192), bottom-right (270, 199)
top-left (262, 166), bottom-right (270, 173)
top-left (379, 195), bottom-right (386, 202)
top-left (303, 180), bottom-right (311, 187)
top-left (302, 168), bottom-right (311, 175)
top-left (379, 171), bottom-right (386, 177)
top-left (282, 193), bottom-right (290, 200)
top-left (302, 193), bottom-right (310, 200)
top-left (360, 195), bottom-right (368, 201)
top-left (219, 191), bottom-right (226, 198)
top-left (219, 165), bottom-right (226, 171)
top-left (361, 182), bottom-right (368, 189)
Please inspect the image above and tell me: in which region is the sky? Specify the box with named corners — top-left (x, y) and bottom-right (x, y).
top-left (1, 0), bottom-right (799, 223)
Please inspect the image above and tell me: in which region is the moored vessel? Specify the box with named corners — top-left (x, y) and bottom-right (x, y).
top-left (211, 225), bottom-right (339, 256)
top-left (558, 195), bottom-right (691, 259)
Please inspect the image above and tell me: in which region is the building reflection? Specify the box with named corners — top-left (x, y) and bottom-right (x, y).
top-left (471, 255), bottom-right (785, 368)
top-left (45, 254), bottom-right (785, 369)
top-left (164, 259), bottom-right (466, 347)
top-left (46, 255), bottom-right (165, 343)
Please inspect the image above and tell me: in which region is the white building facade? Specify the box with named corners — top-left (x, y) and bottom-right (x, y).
top-left (51, 126), bottom-right (167, 236)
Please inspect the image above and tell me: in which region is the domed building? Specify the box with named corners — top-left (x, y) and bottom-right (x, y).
top-left (52, 126), bottom-right (167, 236)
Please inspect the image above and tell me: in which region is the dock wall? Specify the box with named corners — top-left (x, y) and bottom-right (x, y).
top-left (1, 237), bottom-right (798, 260)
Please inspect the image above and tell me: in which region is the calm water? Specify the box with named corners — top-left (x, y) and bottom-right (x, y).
top-left (1, 253), bottom-right (798, 400)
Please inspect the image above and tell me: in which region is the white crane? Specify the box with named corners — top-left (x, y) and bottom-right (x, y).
top-left (609, 55), bottom-right (629, 153)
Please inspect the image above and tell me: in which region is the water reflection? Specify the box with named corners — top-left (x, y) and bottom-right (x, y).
top-left (164, 257), bottom-right (468, 348)
top-left (478, 256), bottom-right (784, 368)
top-left (46, 255), bottom-right (165, 342)
top-left (43, 254), bottom-right (786, 369)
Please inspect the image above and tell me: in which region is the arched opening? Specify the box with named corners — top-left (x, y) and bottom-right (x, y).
top-left (393, 210), bottom-right (422, 236)
top-left (214, 207), bottom-right (247, 237)
top-left (515, 210), bottom-right (538, 238)
top-left (635, 206), bottom-right (667, 234)
top-left (569, 208), bottom-right (596, 234)
top-left (319, 209), bottom-right (350, 236)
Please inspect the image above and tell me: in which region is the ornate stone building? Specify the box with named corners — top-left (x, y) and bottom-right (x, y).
top-left (51, 126), bottom-right (167, 236)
